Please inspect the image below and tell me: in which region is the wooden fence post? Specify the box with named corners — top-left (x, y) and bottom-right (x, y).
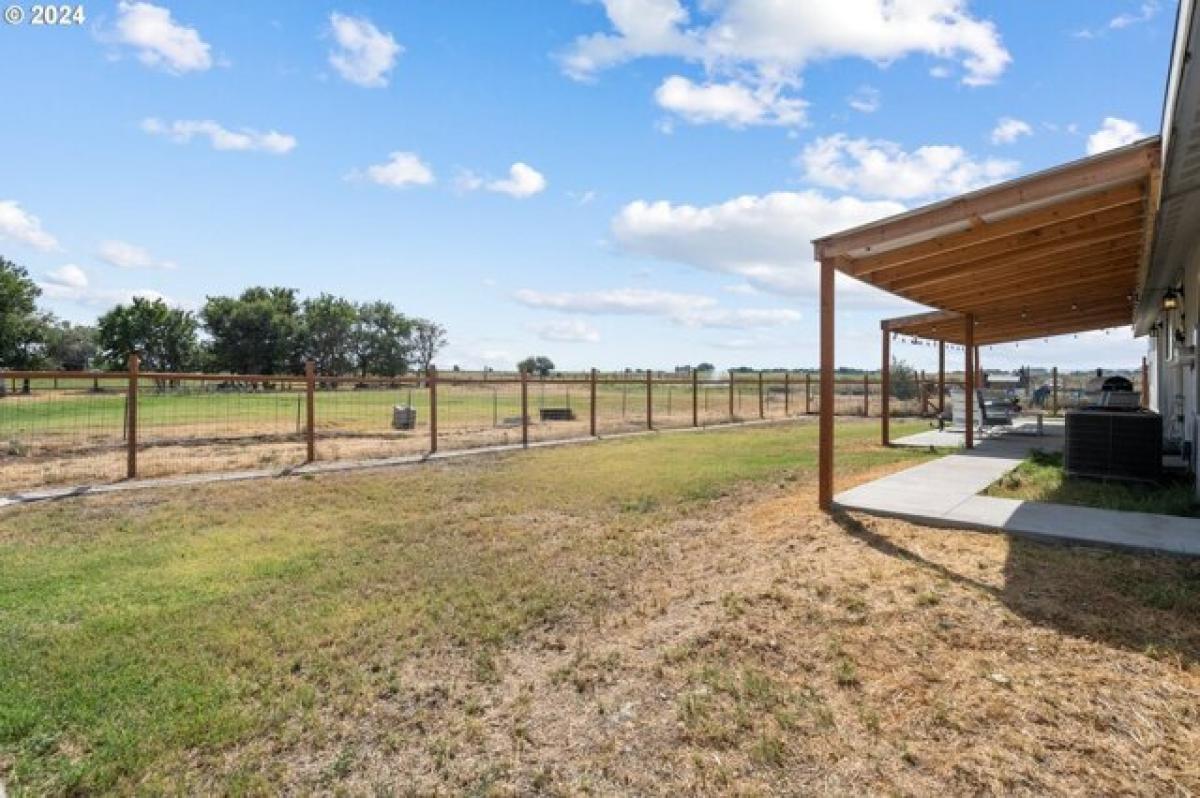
top-left (521, 369), bottom-right (529, 447)
top-left (646, 369), bottom-right (653, 430)
top-left (428, 365), bottom-right (438, 454)
top-left (758, 371), bottom-right (765, 419)
top-left (692, 368), bottom-right (699, 427)
top-left (863, 373), bottom-right (870, 417)
top-left (728, 372), bottom-right (735, 420)
top-left (1051, 367), bottom-right (1059, 415)
top-left (590, 368), bottom-right (597, 436)
top-left (805, 372), bottom-right (811, 414)
top-left (784, 372), bottom-right (790, 416)
top-left (126, 353), bottom-right (139, 480)
top-left (1141, 357), bottom-right (1149, 408)
top-left (305, 359), bottom-right (316, 463)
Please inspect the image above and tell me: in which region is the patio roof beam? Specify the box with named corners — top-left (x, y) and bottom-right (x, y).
top-left (874, 218), bottom-right (1145, 290)
top-left (892, 301), bottom-right (1135, 345)
top-left (813, 140), bottom-right (1159, 260)
top-left (912, 255), bottom-right (1137, 306)
top-left (883, 239), bottom-right (1143, 296)
top-left (843, 189), bottom-right (1145, 279)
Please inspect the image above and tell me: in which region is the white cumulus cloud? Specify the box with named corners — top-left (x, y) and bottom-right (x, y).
top-left (353, 151), bottom-right (435, 188)
top-left (560, 0), bottom-right (1010, 128)
top-left (141, 118), bottom-right (296, 154)
top-left (457, 163), bottom-right (547, 198)
top-left (514, 287), bottom-right (800, 329)
top-left (990, 116), bottom-right (1032, 145)
top-left (0, 200), bottom-right (60, 252)
top-left (328, 12), bottom-right (402, 88)
top-left (486, 163), bottom-right (547, 198)
top-left (1085, 117), bottom-right (1147, 155)
top-left (112, 1), bottom-right (212, 74)
top-left (609, 190), bottom-right (924, 313)
top-left (654, 75), bottom-right (806, 127)
top-left (39, 263), bottom-right (171, 307)
top-left (98, 240), bottom-right (178, 270)
top-left (799, 134), bottom-right (1018, 200)
top-left (847, 85), bottom-right (881, 114)
top-left (529, 318), bottom-right (602, 343)
top-left (1110, 1), bottom-right (1159, 29)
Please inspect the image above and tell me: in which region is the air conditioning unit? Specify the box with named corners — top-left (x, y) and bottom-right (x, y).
top-left (1064, 409), bottom-right (1162, 482)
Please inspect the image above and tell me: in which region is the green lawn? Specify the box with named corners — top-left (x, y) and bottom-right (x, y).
top-left (0, 420), bottom-right (928, 793)
top-left (986, 450), bottom-right (1200, 517)
top-left (0, 383), bottom-right (803, 441)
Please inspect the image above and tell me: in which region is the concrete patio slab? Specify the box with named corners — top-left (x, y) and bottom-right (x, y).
top-left (892, 416), bottom-right (1064, 451)
top-left (837, 432), bottom-right (1200, 557)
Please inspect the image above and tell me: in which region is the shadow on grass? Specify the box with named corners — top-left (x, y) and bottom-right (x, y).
top-left (831, 510), bottom-right (1200, 667)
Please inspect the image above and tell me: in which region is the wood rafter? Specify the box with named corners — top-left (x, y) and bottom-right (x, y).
top-left (874, 214), bottom-right (1145, 289)
top-left (814, 140), bottom-right (1160, 260)
top-left (843, 183), bottom-right (1145, 278)
top-left (894, 237), bottom-right (1143, 291)
top-left (930, 265), bottom-right (1135, 307)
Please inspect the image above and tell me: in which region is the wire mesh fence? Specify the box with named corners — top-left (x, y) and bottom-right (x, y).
top-left (0, 361), bottom-right (968, 494)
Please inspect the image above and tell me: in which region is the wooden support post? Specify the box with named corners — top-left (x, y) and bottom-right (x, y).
top-left (805, 372), bottom-right (811, 414)
top-left (784, 372), bottom-right (790, 415)
top-left (1051, 367), bottom-right (1059, 416)
top-left (692, 368), bottom-right (699, 427)
top-left (589, 368), bottom-right (597, 436)
top-left (881, 327), bottom-right (890, 446)
top-left (428, 365), bottom-right (438, 454)
top-left (758, 371), bottom-right (765, 419)
top-left (937, 340), bottom-right (946, 415)
top-left (520, 369), bottom-right (529, 447)
top-left (818, 259), bottom-right (835, 511)
top-left (863, 373), bottom-right (870, 417)
top-left (728, 371), bottom-right (735, 420)
top-left (126, 353), bottom-right (139, 479)
top-left (964, 317), bottom-right (975, 450)
top-left (304, 359), bottom-right (316, 463)
top-left (1141, 357), bottom-right (1149, 408)
top-left (646, 369), bottom-right (653, 429)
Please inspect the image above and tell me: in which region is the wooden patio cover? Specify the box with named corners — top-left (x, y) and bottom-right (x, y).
top-left (810, 137), bottom-right (1162, 509)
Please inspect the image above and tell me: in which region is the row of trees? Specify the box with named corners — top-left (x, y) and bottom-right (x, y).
top-left (0, 256), bottom-right (447, 376)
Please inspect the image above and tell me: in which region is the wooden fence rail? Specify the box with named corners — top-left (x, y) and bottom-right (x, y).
top-left (0, 361), bottom-right (940, 483)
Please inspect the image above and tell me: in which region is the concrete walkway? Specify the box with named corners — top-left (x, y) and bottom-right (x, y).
top-left (837, 429), bottom-right (1200, 557)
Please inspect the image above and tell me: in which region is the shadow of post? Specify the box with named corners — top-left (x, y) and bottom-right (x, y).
top-left (830, 510), bottom-right (1200, 668)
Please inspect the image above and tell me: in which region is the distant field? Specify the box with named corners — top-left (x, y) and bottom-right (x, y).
top-left (2, 419), bottom-right (1196, 795)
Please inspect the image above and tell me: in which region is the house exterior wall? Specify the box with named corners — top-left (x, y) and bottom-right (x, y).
top-left (1147, 243), bottom-right (1200, 495)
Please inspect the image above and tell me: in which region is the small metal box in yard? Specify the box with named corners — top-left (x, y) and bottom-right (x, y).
top-left (392, 405), bottom-right (417, 430)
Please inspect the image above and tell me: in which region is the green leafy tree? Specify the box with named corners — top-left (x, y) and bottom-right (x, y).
top-left (890, 357), bottom-right (918, 401)
top-left (410, 318), bottom-right (448, 373)
top-left (695, 362), bottom-right (715, 373)
top-left (302, 293), bottom-right (358, 376)
top-left (517, 355), bottom-right (555, 376)
top-left (43, 321), bottom-right (98, 370)
top-left (201, 287), bottom-right (303, 374)
top-left (353, 301), bottom-right (413, 377)
top-left (0, 256), bottom-right (49, 374)
top-left (96, 297), bottom-right (198, 371)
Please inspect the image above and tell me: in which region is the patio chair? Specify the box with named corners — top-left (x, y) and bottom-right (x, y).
top-left (977, 389), bottom-right (1015, 429)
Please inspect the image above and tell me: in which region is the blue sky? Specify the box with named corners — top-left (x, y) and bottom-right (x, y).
top-left (0, 0), bottom-right (1175, 372)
